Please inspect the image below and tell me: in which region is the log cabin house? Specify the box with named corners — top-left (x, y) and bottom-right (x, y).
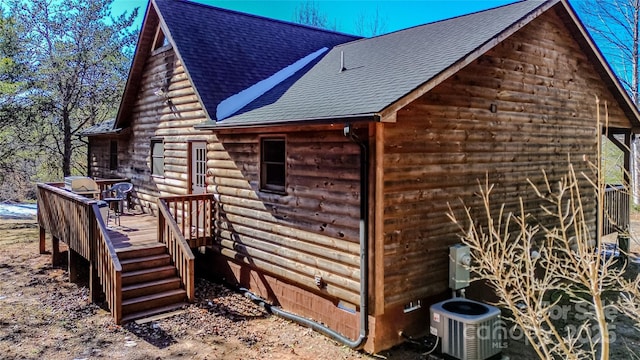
top-left (37, 0), bottom-right (639, 353)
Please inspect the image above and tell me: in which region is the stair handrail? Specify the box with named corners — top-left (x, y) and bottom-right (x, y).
top-left (90, 203), bottom-right (123, 323)
top-left (36, 182), bottom-right (123, 323)
top-left (157, 198), bottom-right (195, 301)
top-left (158, 194), bottom-right (214, 248)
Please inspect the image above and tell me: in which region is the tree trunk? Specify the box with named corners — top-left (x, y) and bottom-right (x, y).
top-left (633, 0), bottom-right (640, 205)
top-left (63, 109), bottom-right (72, 177)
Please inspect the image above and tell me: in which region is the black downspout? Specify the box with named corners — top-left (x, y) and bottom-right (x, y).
top-left (241, 123), bottom-right (370, 349)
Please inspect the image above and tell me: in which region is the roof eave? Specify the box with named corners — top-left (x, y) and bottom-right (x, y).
top-left (378, 0), bottom-right (561, 120)
top-left (195, 113), bottom-right (380, 130)
top-left (114, 2), bottom-right (159, 130)
top-left (81, 128), bottom-right (124, 137)
top-left (152, 0), bottom-right (215, 123)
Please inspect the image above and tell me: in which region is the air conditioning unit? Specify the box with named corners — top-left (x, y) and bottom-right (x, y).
top-left (430, 298), bottom-right (502, 360)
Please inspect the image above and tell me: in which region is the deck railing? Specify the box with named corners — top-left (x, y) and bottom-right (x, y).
top-left (159, 194), bottom-right (215, 248)
top-left (37, 183), bottom-right (123, 322)
top-left (94, 178), bottom-right (131, 196)
top-left (603, 184), bottom-right (630, 236)
top-left (37, 183), bottom-right (94, 260)
top-left (157, 197), bottom-right (197, 301)
top-left (90, 202), bottom-right (123, 323)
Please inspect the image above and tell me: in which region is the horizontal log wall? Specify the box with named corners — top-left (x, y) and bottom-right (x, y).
top-left (88, 48), bottom-right (206, 203)
top-left (211, 129), bottom-right (362, 305)
top-left (92, 45), bottom-right (364, 306)
top-left (382, 9), bottom-right (631, 307)
top-left (122, 47), bottom-right (209, 212)
top-left (89, 138), bottom-right (129, 179)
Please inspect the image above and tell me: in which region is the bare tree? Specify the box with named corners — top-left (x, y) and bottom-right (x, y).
top-left (354, 6), bottom-right (388, 37)
top-left (292, 0), bottom-right (336, 30)
top-left (580, 1), bottom-right (640, 102)
top-left (578, 1), bottom-right (640, 204)
top-left (447, 99), bottom-right (640, 359)
top-left (9, 0), bottom-right (137, 177)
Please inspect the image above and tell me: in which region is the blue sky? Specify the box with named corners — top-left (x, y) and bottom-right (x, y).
top-left (110, 0), bottom-right (521, 35)
top-left (108, 1), bottom-right (628, 87)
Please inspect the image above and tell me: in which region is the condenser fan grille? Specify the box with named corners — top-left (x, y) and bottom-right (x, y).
top-left (442, 300), bottom-right (489, 316)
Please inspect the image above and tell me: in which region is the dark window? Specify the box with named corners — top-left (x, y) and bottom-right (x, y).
top-left (109, 141), bottom-right (118, 170)
top-left (261, 138), bottom-right (286, 193)
top-left (151, 139), bottom-right (164, 176)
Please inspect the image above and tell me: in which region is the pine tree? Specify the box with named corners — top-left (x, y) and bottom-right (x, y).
top-left (9, 0), bottom-right (138, 177)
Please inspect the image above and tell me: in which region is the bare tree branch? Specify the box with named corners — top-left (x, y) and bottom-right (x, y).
top-left (292, 0), bottom-right (336, 30)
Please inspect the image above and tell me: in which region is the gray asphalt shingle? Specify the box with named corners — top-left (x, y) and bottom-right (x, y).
top-left (80, 119), bottom-right (118, 136)
top-left (153, 0), bottom-right (359, 121)
top-left (211, 0), bottom-right (546, 126)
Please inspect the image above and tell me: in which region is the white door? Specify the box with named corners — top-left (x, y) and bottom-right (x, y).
top-left (189, 141), bottom-right (208, 241)
top-left (191, 142), bottom-right (207, 195)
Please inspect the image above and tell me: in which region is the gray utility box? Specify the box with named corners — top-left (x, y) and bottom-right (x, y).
top-left (449, 244), bottom-right (471, 290)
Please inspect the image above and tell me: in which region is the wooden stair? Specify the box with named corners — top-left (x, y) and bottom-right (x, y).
top-left (117, 245), bottom-right (188, 323)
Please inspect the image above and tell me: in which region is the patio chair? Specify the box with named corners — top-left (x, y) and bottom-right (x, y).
top-left (101, 182), bottom-right (133, 226)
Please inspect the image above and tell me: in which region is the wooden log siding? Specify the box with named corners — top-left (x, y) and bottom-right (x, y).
top-left (88, 139), bottom-right (110, 178)
top-left (381, 10), bottom-right (630, 307)
top-left (120, 47), bottom-right (209, 213)
top-left (210, 130), bottom-right (363, 304)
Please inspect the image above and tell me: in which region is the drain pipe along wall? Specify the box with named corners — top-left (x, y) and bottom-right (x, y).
top-left (241, 123), bottom-right (370, 349)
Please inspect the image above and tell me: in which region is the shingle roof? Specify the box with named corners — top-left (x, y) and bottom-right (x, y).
top-left (152, 0), bottom-right (359, 121)
top-left (206, 0), bottom-right (546, 127)
top-left (80, 119), bottom-right (120, 136)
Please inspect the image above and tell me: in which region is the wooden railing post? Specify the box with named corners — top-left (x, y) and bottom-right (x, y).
top-left (68, 248), bottom-right (80, 283)
top-left (158, 193), bottom-right (215, 248)
top-left (114, 271), bottom-right (122, 324)
top-left (157, 195), bottom-right (211, 302)
top-left (52, 236), bottom-right (60, 266)
top-left (89, 260), bottom-right (101, 303)
top-left (36, 183), bottom-right (123, 324)
top-left (39, 227), bottom-right (46, 254)
top-left (603, 185), bottom-right (630, 236)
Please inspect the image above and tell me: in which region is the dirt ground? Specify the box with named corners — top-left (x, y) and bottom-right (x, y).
top-left (1, 218), bottom-right (639, 360)
top-left (0, 219), bottom-right (422, 360)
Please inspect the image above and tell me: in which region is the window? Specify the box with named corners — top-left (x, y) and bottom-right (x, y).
top-left (151, 139), bottom-right (164, 176)
top-left (260, 138), bottom-right (286, 193)
top-left (109, 141), bottom-right (118, 170)
top-left (152, 26), bottom-right (170, 52)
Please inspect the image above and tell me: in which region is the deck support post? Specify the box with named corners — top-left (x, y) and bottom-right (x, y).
top-left (89, 260), bottom-right (101, 303)
top-left (51, 236), bottom-right (61, 266)
top-left (39, 227), bottom-right (46, 254)
top-left (68, 248), bottom-right (80, 283)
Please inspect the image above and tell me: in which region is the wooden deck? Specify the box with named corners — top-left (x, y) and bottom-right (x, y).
top-left (37, 182), bottom-right (214, 323)
top-left (106, 211), bottom-right (161, 252)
